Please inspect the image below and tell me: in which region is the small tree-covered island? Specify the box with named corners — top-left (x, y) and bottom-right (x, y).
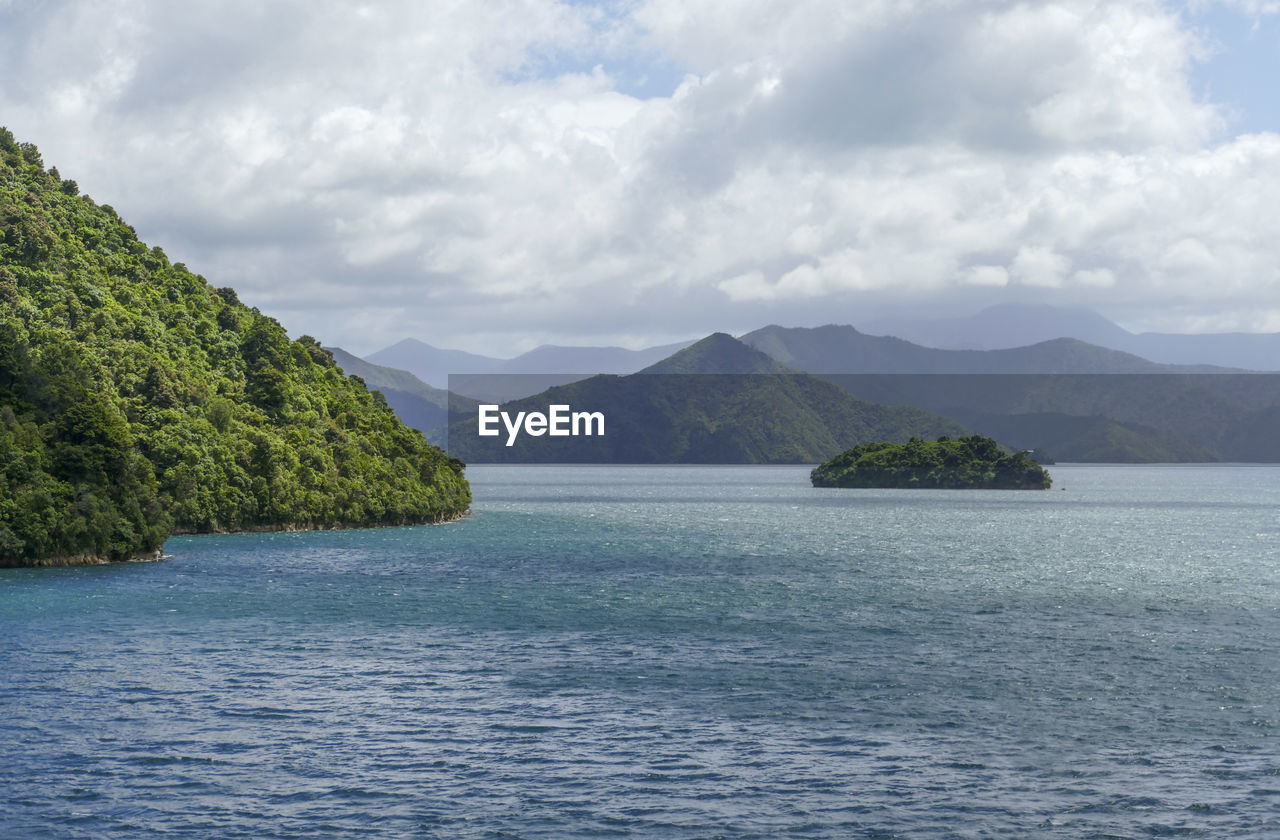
top-left (811, 435), bottom-right (1052, 490)
top-left (1, 130), bottom-right (470, 567)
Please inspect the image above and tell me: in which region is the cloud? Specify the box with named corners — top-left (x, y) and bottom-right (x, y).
top-left (965, 266), bottom-right (1010, 288)
top-left (1074, 268), bottom-right (1117, 288)
top-left (1012, 246), bottom-right (1072, 288)
top-left (1, 0), bottom-right (1278, 353)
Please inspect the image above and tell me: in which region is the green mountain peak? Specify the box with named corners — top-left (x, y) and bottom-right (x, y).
top-left (640, 332), bottom-right (796, 374)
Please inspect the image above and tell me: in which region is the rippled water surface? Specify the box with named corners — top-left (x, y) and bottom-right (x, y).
top-left (3, 464), bottom-right (1279, 838)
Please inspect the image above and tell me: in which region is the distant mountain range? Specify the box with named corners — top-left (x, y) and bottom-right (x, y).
top-left (628, 333), bottom-right (1280, 461)
top-left (325, 347), bottom-right (472, 444)
top-left (359, 314), bottom-right (1280, 463)
top-left (447, 336), bottom-right (966, 464)
top-left (739, 324), bottom-right (1236, 373)
top-left (822, 374), bottom-right (1280, 463)
top-left (862, 303), bottom-right (1280, 370)
top-left (365, 340), bottom-right (503, 388)
top-left (364, 313), bottom-right (1237, 409)
top-left (367, 337), bottom-right (695, 389)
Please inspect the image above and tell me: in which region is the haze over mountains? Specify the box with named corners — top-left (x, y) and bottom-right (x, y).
top-left (328, 319), bottom-right (1280, 464)
top-left (448, 336), bottom-right (966, 464)
top-left (367, 338), bottom-right (695, 389)
top-left (627, 334), bottom-right (1280, 462)
top-left (324, 348), bottom-right (471, 444)
top-left (737, 325), bottom-right (1234, 374)
top-left (640, 333), bottom-right (796, 375)
top-left (358, 305), bottom-right (1251, 400)
top-left (864, 304), bottom-right (1280, 370)
top-left (342, 312), bottom-right (1280, 463)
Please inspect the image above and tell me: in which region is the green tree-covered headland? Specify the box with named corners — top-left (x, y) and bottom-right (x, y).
top-left (0, 130), bottom-right (470, 567)
top-left (811, 435), bottom-right (1052, 489)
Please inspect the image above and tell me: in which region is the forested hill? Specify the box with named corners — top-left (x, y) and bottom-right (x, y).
top-left (0, 130), bottom-right (470, 567)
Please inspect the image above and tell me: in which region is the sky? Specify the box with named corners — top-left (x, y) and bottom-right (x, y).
top-left (3, 0), bottom-right (1280, 356)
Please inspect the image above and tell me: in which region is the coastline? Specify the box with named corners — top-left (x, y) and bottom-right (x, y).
top-left (1, 509), bottom-right (470, 569)
top-left (169, 506), bottom-right (471, 536)
top-left (0, 548), bottom-right (165, 569)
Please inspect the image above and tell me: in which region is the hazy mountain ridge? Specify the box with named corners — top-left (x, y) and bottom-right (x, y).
top-left (639, 333), bottom-right (797, 375)
top-left (326, 347), bottom-right (478, 444)
top-left (359, 310), bottom-right (1273, 464)
top-left (327, 347), bottom-right (451, 408)
top-left (862, 303), bottom-right (1280, 370)
top-left (739, 324), bottom-right (1238, 373)
top-left (448, 335), bottom-right (968, 464)
top-left (863, 304), bottom-right (1135, 351)
top-left (362, 306), bottom-right (1248, 397)
top-left (367, 337), bottom-right (697, 389)
top-left (642, 332), bottom-right (1255, 462)
top-left (824, 374), bottom-right (1280, 462)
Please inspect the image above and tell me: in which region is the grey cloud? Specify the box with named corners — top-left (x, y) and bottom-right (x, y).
top-left (647, 0), bottom-right (1213, 186)
top-left (2, 0), bottom-right (1277, 356)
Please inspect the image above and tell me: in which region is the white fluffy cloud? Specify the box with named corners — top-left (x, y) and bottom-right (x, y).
top-left (2, 0), bottom-right (1278, 352)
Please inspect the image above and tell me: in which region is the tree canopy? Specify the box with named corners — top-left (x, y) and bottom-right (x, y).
top-left (811, 434), bottom-right (1051, 489)
top-left (0, 129), bottom-right (470, 565)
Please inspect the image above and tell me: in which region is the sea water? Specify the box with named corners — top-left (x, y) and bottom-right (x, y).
top-left (2, 464), bottom-right (1278, 838)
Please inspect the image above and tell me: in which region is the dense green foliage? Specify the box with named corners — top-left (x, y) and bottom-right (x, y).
top-left (0, 130), bottom-right (469, 565)
top-left (811, 435), bottom-right (1051, 489)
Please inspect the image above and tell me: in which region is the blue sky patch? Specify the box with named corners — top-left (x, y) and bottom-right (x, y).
top-left (1188, 3), bottom-right (1280, 135)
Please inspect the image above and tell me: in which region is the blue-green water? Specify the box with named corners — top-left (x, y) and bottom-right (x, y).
top-left (2, 464), bottom-right (1278, 838)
